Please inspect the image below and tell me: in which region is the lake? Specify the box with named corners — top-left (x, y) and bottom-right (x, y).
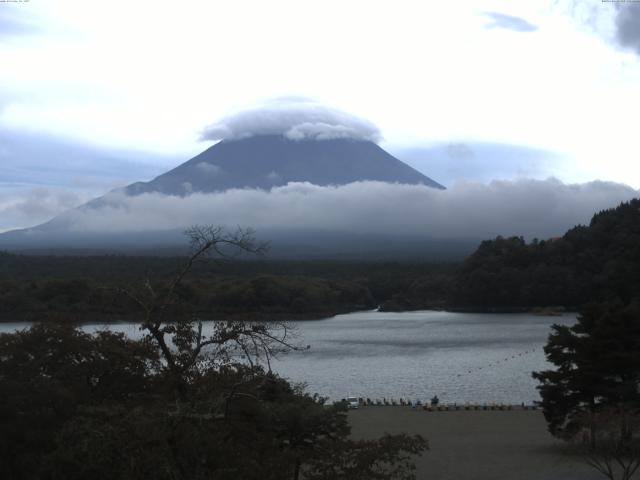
top-left (0, 310), bottom-right (576, 404)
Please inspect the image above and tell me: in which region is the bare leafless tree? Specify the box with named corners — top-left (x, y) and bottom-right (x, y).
top-left (118, 225), bottom-right (304, 401)
top-left (574, 406), bottom-right (640, 480)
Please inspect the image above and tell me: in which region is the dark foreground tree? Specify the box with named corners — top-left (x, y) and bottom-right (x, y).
top-left (533, 300), bottom-right (640, 439)
top-left (533, 299), bottom-right (640, 479)
top-left (0, 323), bottom-right (158, 479)
top-left (0, 225), bottom-right (427, 480)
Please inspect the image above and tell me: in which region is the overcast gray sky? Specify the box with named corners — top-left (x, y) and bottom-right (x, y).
top-left (1, 0), bottom-right (640, 233)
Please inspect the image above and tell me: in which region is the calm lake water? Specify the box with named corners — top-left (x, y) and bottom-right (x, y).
top-left (1, 310), bottom-right (576, 404)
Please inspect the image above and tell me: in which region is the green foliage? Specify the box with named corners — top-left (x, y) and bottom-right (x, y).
top-left (0, 323), bottom-right (158, 479)
top-left (455, 199), bottom-right (640, 308)
top-left (0, 227), bottom-right (427, 479)
top-left (0, 324), bottom-right (426, 480)
top-left (533, 300), bottom-right (640, 440)
top-left (0, 256), bottom-right (458, 321)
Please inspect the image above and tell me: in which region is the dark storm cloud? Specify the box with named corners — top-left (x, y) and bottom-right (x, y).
top-left (483, 12), bottom-right (538, 32)
top-left (201, 97), bottom-right (382, 143)
top-left (615, 3), bottom-right (640, 55)
top-left (58, 178), bottom-right (637, 241)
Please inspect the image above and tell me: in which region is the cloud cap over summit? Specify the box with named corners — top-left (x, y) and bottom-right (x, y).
top-left (200, 98), bottom-right (382, 143)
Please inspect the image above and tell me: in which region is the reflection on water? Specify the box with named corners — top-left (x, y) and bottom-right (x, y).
top-left (1, 310), bottom-right (576, 404)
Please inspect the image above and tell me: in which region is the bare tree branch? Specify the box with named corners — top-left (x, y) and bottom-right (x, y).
top-left (117, 225), bottom-right (297, 404)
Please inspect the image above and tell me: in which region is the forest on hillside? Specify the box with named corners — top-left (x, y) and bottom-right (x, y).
top-left (2, 199), bottom-right (639, 322)
top-left (0, 253), bottom-right (455, 322)
top-left (453, 199), bottom-right (640, 310)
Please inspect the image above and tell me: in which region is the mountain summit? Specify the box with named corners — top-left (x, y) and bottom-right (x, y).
top-left (0, 133), bottom-right (451, 257)
top-left (125, 135), bottom-right (444, 196)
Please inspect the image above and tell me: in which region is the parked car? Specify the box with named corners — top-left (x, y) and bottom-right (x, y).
top-left (346, 396), bottom-right (359, 409)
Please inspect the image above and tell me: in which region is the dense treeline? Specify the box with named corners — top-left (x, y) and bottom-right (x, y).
top-left (525, 214), bottom-right (640, 476)
top-left (0, 273), bottom-right (375, 322)
top-left (0, 228), bottom-right (427, 479)
top-left (0, 324), bottom-right (427, 480)
top-left (453, 199), bottom-right (640, 309)
top-left (3, 198), bottom-right (638, 320)
top-left (0, 253), bottom-right (456, 321)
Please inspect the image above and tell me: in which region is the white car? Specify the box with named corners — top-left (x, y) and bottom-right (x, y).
top-left (346, 397), bottom-right (359, 409)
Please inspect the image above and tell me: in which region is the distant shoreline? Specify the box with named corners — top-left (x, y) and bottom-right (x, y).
top-left (378, 304), bottom-right (573, 316)
top-left (0, 306), bottom-right (364, 325)
top-left (0, 305), bottom-right (577, 326)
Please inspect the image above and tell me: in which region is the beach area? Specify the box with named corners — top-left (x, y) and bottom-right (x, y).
top-left (349, 407), bottom-right (602, 480)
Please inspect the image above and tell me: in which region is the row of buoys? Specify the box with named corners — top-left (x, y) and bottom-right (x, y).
top-left (341, 397), bottom-right (538, 410)
top-left (456, 348), bottom-right (538, 378)
top-left (353, 397), bottom-right (423, 407)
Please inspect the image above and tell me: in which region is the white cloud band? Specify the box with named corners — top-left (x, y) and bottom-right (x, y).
top-left (58, 178), bottom-right (637, 241)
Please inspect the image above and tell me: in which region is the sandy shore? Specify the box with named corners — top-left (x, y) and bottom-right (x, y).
top-left (348, 407), bottom-right (602, 480)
